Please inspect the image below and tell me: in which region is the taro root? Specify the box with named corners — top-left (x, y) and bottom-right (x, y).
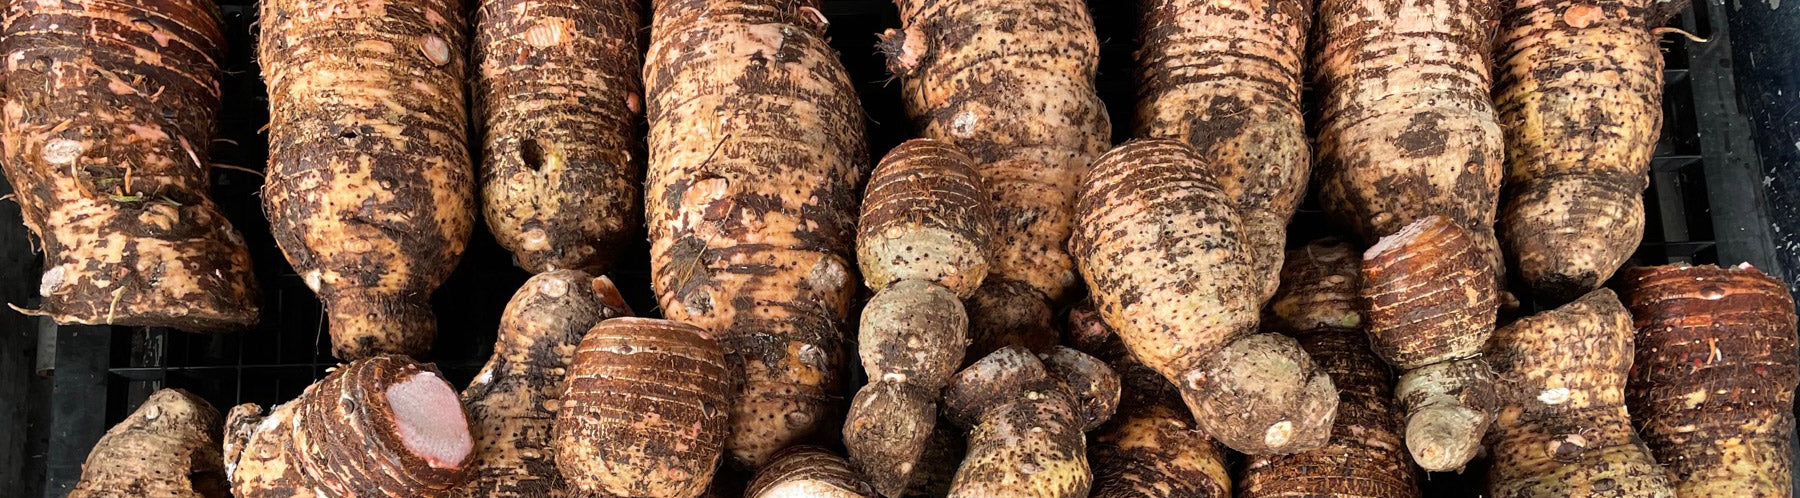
top-left (225, 356), bottom-right (474, 497)
top-left (69, 389), bottom-right (230, 498)
top-left (1, 0), bottom-right (259, 331)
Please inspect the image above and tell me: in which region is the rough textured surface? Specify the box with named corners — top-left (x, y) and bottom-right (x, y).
top-left (554, 317), bottom-right (731, 498)
top-left (1067, 303), bottom-right (1231, 498)
top-left (1622, 264), bottom-right (1799, 497)
top-left (0, 0), bottom-right (259, 332)
top-left (1485, 289), bottom-right (1675, 498)
top-left (1495, 0), bottom-right (1661, 303)
top-left (747, 446), bottom-right (878, 498)
top-left (1135, 0), bottom-right (1311, 303)
top-left (225, 356), bottom-right (473, 497)
top-left (1237, 238), bottom-right (1419, 498)
top-left (845, 139), bottom-right (990, 496)
top-left (1071, 139), bottom-right (1335, 455)
top-left (855, 139), bottom-right (993, 297)
top-left (644, 0), bottom-right (865, 468)
top-left (882, 0), bottom-right (1110, 351)
top-left (474, 0), bottom-right (643, 274)
top-left (455, 271), bottom-right (632, 497)
top-left (258, 0), bottom-right (473, 359)
top-left (844, 280), bottom-right (968, 497)
top-left (1314, 0), bottom-right (1506, 292)
top-left (942, 346), bottom-right (1118, 498)
top-left (1361, 215), bottom-right (1499, 471)
top-left (68, 389), bottom-right (228, 498)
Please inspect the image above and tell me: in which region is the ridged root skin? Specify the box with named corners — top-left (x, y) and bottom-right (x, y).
top-left (553, 317), bottom-right (731, 498)
top-left (454, 271), bottom-right (631, 497)
top-left (1362, 215), bottom-right (1500, 470)
top-left (1314, 0), bottom-right (1507, 294)
top-left (644, 0), bottom-right (866, 468)
top-left (1495, 0), bottom-right (1660, 303)
top-left (747, 446), bottom-right (879, 498)
top-left (1239, 238), bottom-right (1420, 497)
top-left (1485, 289), bottom-right (1674, 498)
top-left (1621, 264), bottom-right (1799, 497)
top-left (1, 0), bottom-right (261, 332)
top-left (843, 280), bottom-right (969, 496)
top-left (258, 0), bottom-right (475, 360)
top-left (856, 139), bottom-right (994, 297)
top-left (473, 0), bottom-right (645, 274)
top-left (1067, 304), bottom-right (1232, 498)
top-left (225, 356), bottom-right (474, 497)
top-left (1134, 0), bottom-right (1312, 304)
top-left (1071, 139), bottom-right (1335, 455)
top-left (943, 346), bottom-right (1119, 498)
top-left (70, 389), bottom-right (229, 498)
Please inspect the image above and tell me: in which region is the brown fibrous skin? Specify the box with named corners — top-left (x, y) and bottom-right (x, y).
top-left (1361, 215), bottom-right (1500, 471)
top-left (225, 356), bottom-right (474, 497)
top-left (1070, 139), bottom-right (1336, 455)
top-left (554, 317), bottom-right (732, 498)
top-left (0, 0), bottom-right (259, 332)
top-left (846, 138), bottom-right (992, 497)
top-left (1067, 303), bottom-right (1232, 498)
top-left (855, 139), bottom-right (994, 298)
top-left (942, 346), bottom-right (1119, 498)
top-left (474, 0), bottom-right (643, 274)
top-left (880, 0), bottom-right (1110, 352)
top-left (1621, 263), bottom-right (1800, 497)
top-left (1495, 0), bottom-right (1661, 303)
top-left (455, 271), bottom-right (632, 497)
top-left (1135, 0), bottom-right (1312, 304)
top-left (746, 446), bottom-right (880, 498)
top-left (1313, 0), bottom-right (1507, 293)
top-left (1238, 238), bottom-right (1419, 498)
top-left (69, 389), bottom-right (229, 498)
top-left (1485, 289), bottom-right (1675, 498)
top-left (258, 0), bottom-right (474, 359)
top-left (644, 0), bottom-right (865, 468)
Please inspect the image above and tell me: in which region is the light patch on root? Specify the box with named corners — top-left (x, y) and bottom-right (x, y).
top-left (386, 371), bottom-right (472, 469)
top-left (1407, 404), bottom-right (1485, 471)
top-left (1365, 215), bottom-right (1438, 259)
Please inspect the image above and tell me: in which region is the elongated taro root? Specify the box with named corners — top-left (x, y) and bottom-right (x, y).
top-left (1071, 139), bottom-right (1336, 455)
top-left (1494, 0), bottom-right (1662, 302)
top-left (1485, 289), bottom-right (1674, 497)
top-left (1361, 215), bottom-right (1500, 471)
top-left (843, 139), bottom-right (991, 496)
top-left (225, 356), bottom-right (474, 497)
top-left (0, 0), bottom-right (258, 331)
top-left (747, 446), bottom-right (879, 498)
top-left (69, 389), bottom-right (229, 498)
top-left (258, 0), bottom-right (473, 359)
top-left (455, 271), bottom-right (632, 497)
top-left (1067, 303), bottom-right (1231, 498)
top-left (474, 0), bottom-right (642, 274)
top-left (943, 346), bottom-right (1119, 498)
top-left (644, 0), bottom-right (865, 467)
top-left (1240, 239), bottom-right (1419, 498)
top-left (555, 318), bottom-right (731, 497)
top-left (881, 0), bottom-right (1110, 353)
top-left (1622, 264), bottom-right (1799, 497)
top-left (1314, 0), bottom-right (1506, 292)
top-left (1135, 0), bottom-right (1311, 303)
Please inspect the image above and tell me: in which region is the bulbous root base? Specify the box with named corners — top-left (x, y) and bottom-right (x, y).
top-left (1177, 333), bottom-right (1338, 455)
top-left (327, 297), bottom-right (436, 360)
top-left (1396, 357), bottom-right (1498, 471)
top-left (843, 383), bottom-right (937, 496)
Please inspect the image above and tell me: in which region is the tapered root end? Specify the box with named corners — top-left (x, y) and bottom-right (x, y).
top-left (1180, 333), bottom-right (1338, 455)
top-left (843, 384), bottom-right (936, 496)
top-left (1405, 404), bottom-right (1485, 471)
top-left (327, 298), bottom-right (436, 360)
top-left (385, 371), bottom-right (472, 469)
top-left (1501, 177), bottom-right (1645, 303)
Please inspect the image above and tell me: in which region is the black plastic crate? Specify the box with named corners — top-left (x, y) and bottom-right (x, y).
top-left (6, 0), bottom-right (1788, 496)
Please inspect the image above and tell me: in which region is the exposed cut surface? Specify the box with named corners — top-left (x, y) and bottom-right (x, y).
top-left (388, 372), bottom-right (473, 469)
